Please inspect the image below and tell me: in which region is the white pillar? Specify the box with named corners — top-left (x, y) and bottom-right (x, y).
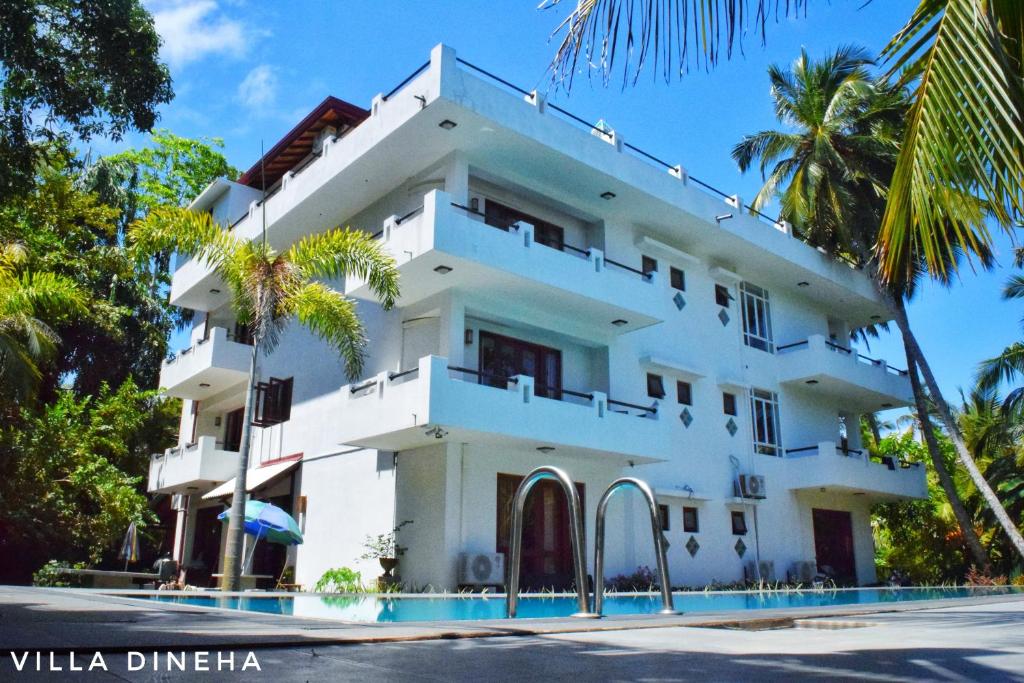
top-left (438, 293), bottom-right (466, 368)
top-left (172, 496), bottom-right (188, 563)
top-left (441, 152), bottom-right (470, 207)
top-left (441, 443), bottom-right (464, 587)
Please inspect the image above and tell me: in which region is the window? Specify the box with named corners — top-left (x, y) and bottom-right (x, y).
top-left (252, 376), bottom-right (293, 427)
top-left (740, 282), bottom-right (774, 352)
top-left (731, 510), bottom-right (748, 535)
top-left (647, 373), bottom-right (666, 399)
top-left (479, 331), bottom-right (562, 400)
top-left (723, 392), bottom-right (737, 416)
top-left (223, 407), bottom-right (244, 451)
top-left (659, 504), bottom-right (670, 531)
top-left (670, 267), bottom-right (685, 291)
top-left (484, 200), bottom-right (565, 251)
top-left (642, 255), bottom-right (658, 276)
top-left (750, 388), bottom-right (783, 456)
top-left (715, 284), bottom-right (732, 307)
top-left (676, 380), bottom-right (692, 405)
top-left (683, 506), bottom-right (699, 533)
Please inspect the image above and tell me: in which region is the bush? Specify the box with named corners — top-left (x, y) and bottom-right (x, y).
top-left (606, 565), bottom-right (657, 592)
top-left (314, 567), bottom-right (364, 593)
top-left (32, 560), bottom-right (86, 587)
top-left (965, 566), bottom-right (1008, 586)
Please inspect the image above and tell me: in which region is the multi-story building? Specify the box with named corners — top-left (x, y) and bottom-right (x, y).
top-left (148, 44), bottom-right (926, 592)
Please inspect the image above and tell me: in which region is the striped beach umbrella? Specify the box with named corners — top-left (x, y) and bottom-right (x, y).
top-left (119, 521), bottom-right (140, 570)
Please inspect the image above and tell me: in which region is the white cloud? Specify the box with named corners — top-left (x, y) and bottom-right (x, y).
top-left (149, 0), bottom-right (260, 69)
top-left (236, 65), bottom-right (278, 107)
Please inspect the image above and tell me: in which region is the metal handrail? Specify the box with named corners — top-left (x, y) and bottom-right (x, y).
top-left (447, 365), bottom-right (518, 385)
top-left (594, 478), bottom-right (677, 616)
top-left (506, 466), bottom-right (595, 618)
top-left (607, 398), bottom-right (657, 415)
top-left (382, 60), bottom-right (431, 101)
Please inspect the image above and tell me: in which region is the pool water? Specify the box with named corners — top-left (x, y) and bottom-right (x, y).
top-left (137, 586), bottom-right (1023, 623)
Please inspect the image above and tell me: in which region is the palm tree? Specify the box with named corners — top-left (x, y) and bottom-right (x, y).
top-left (731, 46), bottom-right (995, 569)
top-left (129, 207), bottom-right (399, 590)
top-left (0, 243), bottom-right (86, 404)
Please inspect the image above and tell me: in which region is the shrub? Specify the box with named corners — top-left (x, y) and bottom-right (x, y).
top-left (606, 565), bottom-right (657, 592)
top-left (965, 566), bottom-right (1008, 586)
top-left (32, 560), bottom-right (86, 587)
top-left (314, 567), bottom-right (364, 593)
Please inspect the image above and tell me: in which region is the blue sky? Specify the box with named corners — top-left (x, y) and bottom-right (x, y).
top-left (123, 0), bottom-right (1020, 408)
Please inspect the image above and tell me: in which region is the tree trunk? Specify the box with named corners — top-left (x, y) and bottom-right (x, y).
top-left (220, 342), bottom-right (259, 591)
top-left (892, 297), bottom-right (1024, 565)
top-left (866, 414), bottom-right (882, 446)
top-left (902, 350), bottom-right (990, 570)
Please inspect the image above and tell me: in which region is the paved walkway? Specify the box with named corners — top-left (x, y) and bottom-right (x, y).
top-left (2, 587), bottom-right (1023, 680)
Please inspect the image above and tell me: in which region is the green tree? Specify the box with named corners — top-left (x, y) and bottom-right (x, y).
top-left (0, 378), bottom-right (179, 583)
top-left (731, 46), bottom-right (996, 570)
top-left (129, 206), bottom-right (400, 590)
top-left (0, 0), bottom-right (173, 195)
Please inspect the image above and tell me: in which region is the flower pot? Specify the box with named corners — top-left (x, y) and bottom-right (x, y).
top-left (379, 557), bottom-right (398, 576)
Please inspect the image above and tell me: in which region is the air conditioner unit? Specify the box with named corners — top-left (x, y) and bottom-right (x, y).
top-left (737, 474), bottom-right (767, 499)
top-left (458, 553), bottom-right (505, 587)
top-left (789, 560), bottom-right (818, 584)
top-left (744, 560), bottom-right (775, 582)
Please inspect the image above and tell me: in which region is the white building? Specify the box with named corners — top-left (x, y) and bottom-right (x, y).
top-left (148, 45), bottom-right (926, 592)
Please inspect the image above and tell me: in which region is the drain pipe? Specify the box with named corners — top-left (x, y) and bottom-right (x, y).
top-left (729, 454), bottom-right (763, 583)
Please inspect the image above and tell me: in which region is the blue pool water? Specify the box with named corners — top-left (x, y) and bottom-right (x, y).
top-left (136, 586), bottom-right (1023, 623)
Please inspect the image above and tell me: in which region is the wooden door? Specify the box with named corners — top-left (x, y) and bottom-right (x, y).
top-left (479, 331), bottom-right (561, 399)
top-left (812, 508), bottom-right (856, 583)
top-left (496, 473), bottom-right (584, 591)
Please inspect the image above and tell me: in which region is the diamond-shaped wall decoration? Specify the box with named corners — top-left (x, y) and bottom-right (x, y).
top-left (673, 292), bottom-right (686, 311)
top-left (718, 308), bottom-right (730, 326)
top-left (734, 538), bottom-right (747, 558)
top-left (679, 408), bottom-right (693, 428)
top-left (726, 417), bottom-right (738, 436)
top-left (686, 535), bottom-right (700, 557)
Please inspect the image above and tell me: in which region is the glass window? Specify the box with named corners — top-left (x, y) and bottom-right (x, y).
top-left (677, 381), bottom-right (692, 405)
top-left (750, 388), bottom-right (783, 456)
top-left (731, 510), bottom-right (748, 535)
top-left (740, 282), bottom-right (774, 352)
top-left (647, 373), bottom-right (666, 399)
top-left (715, 284), bottom-right (731, 307)
top-left (659, 504), bottom-right (670, 531)
top-left (670, 267), bottom-right (685, 291)
top-left (484, 200), bottom-right (565, 251)
top-left (723, 392), bottom-right (737, 416)
top-left (683, 507), bottom-right (699, 533)
top-left (253, 377), bottom-right (293, 427)
top-left (642, 255), bottom-right (658, 276)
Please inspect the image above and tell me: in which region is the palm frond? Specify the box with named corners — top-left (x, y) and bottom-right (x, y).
top-left (128, 206), bottom-right (242, 273)
top-left (977, 341), bottom-right (1024, 392)
top-left (286, 228), bottom-right (399, 309)
top-left (282, 281), bottom-right (368, 378)
top-left (877, 0), bottom-right (1024, 284)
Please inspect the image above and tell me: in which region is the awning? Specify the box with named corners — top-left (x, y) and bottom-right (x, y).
top-left (202, 460), bottom-right (299, 500)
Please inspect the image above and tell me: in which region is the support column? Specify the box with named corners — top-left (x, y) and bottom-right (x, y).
top-left (438, 292), bottom-right (466, 368)
top-left (441, 152), bottom-right (469, 207)
top-left (441, 442), bottom-right (465, 587)
top-left (172, 495), bottom-right (188, 563)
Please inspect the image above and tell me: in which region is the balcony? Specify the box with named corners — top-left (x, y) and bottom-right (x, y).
top-left (160, 327), bottom-right (251, 401)
top-left (148, 436), bottom-right (239, 494)
top-left (337, 355), bottom-right (668, 464)
top-left (779, 441), bottom-right (926, 500)
top-left (776, 335), bottom-right (912, 412)
top-left (345, 190), bottom-right (667, 337)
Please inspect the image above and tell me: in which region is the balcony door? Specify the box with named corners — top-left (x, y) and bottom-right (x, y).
top-left (223, 408), bottom-right (244, 452)
top-left (479, 331), bottom-right (561, 399)
top-left (496, 473), bottom-right (585, 591)
top-left (483, 200), bottom-right (565, 251)
top-left (812, 508), bottom-right (856, 583)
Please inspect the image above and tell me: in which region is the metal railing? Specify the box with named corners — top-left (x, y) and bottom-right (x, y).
top-left (594, 478), bottom-right (677, 616)
top-left (506, 466), bottom-right (594, 618)
top-left (777, 338), bottom-right (908, 376)
top-left (785, 445), bottom-right (863, 457)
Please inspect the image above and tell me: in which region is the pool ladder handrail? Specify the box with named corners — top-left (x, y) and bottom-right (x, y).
top-left (506, 465), bottom-right (596, 619)
top-left (594, 477), bottom-right (679, 615)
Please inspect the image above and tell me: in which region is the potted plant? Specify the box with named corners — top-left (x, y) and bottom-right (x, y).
top-left (360, 520), bottom-right (413, 582)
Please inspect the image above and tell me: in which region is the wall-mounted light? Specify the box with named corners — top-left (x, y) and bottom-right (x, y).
top-left (797, 281), bottom-right (810, 288)
top-left (438, 119), bottom-right (457, 130)
top-left (611, 319), bottom-right (629, 327)
top-left (214, 416), bottom-right (222, 426)
top-left (715, 213), bottom-right (734, 224)
top-left (433, 265), bottom-right (453, 274)
top-left (601, 191), bottom-right (616, 200)
top-left (464, 329), bottom-right (474, 345)
top-left (425, 425), bottom-right (448, 439)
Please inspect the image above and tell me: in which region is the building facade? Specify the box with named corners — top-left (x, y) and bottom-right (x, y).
top-left (148, 44), bottom-right (926, 592)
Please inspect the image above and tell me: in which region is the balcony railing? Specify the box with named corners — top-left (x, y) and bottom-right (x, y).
top-left (777, 338), bottom-right (908, 377)
top-left (777, 441), bottom-right (926, 499)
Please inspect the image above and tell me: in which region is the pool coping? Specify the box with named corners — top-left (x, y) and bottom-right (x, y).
top-left (4, 586), bottom-right (1021, 652)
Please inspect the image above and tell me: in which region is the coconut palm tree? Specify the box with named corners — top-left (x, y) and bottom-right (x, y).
top-left (0, 243), bottom-right (86, 404)
top-left (129, 207), bottom-right (399, 590)
top-left (731, 46), bottom-right (998, 569)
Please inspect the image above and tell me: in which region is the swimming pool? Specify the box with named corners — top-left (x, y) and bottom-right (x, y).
top-left (136, 586), bottom-right (1023, 623)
